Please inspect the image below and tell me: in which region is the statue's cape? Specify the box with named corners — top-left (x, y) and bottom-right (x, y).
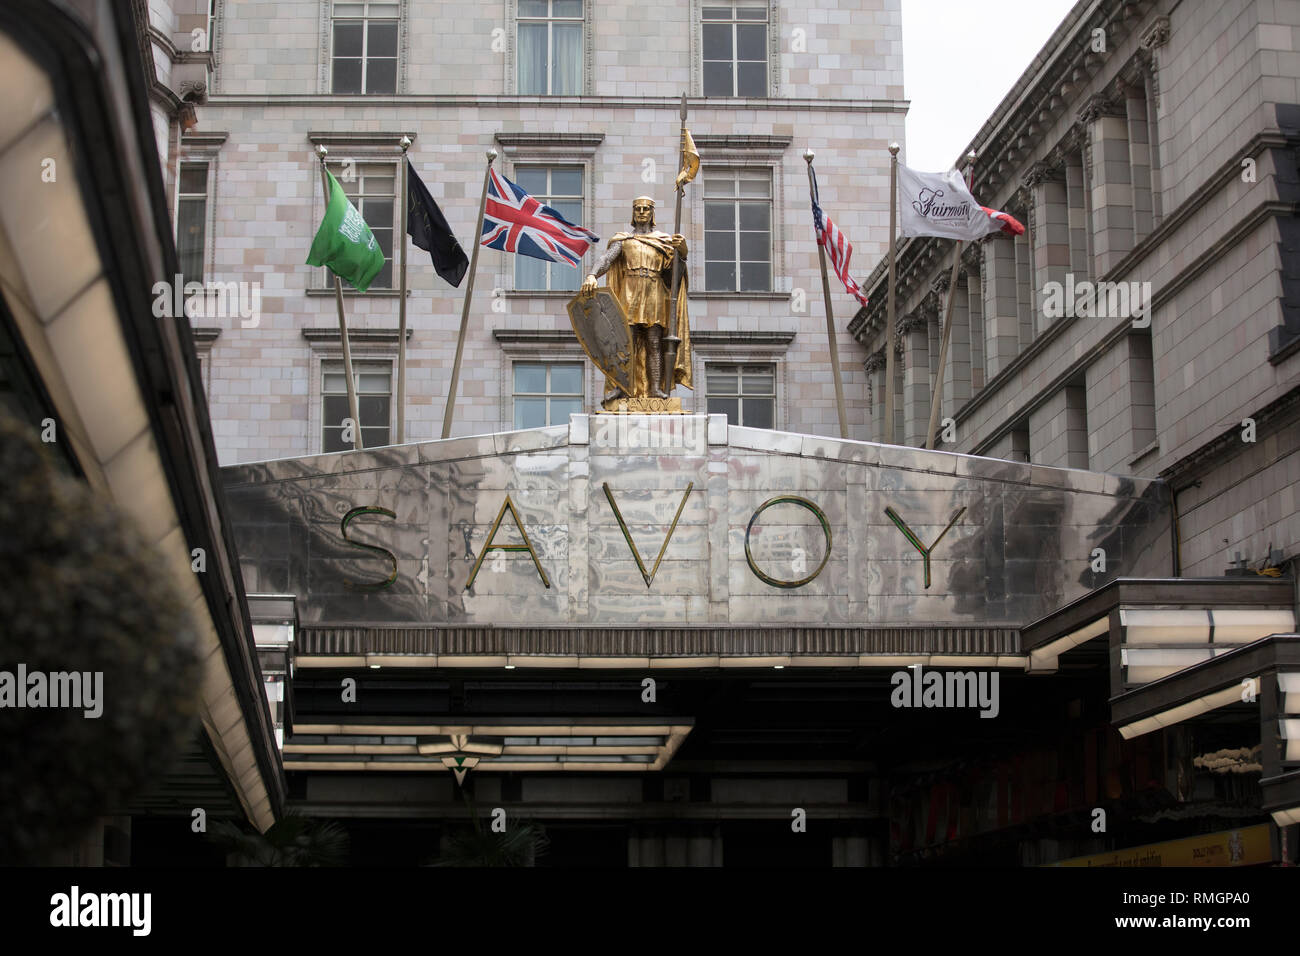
top-left (609, 230), bottom-right (676, 257)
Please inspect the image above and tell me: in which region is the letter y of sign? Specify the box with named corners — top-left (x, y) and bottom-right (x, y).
top-left (884, 505), bottom-right (967, 589)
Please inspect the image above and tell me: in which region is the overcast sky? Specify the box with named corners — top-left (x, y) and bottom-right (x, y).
top-left (901, 0), bottom-right (1079, 172)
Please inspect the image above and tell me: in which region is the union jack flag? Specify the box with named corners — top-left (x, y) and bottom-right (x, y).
top-left (481, 169), bottom-right (599, 266)
top-left (810, 167), bottom-right (869, 308)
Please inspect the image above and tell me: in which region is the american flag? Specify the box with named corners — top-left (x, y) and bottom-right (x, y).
top-left (481, 169), bottom-right (599, 266)
top-left (810, 167), bottom-right (869, 308)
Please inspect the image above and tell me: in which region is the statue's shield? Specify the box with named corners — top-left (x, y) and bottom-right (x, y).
top-left (566, 289), bottom-right (633, 396)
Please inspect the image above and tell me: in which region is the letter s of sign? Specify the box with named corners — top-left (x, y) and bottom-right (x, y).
top-left (340, 505), bottom-right (398, 591)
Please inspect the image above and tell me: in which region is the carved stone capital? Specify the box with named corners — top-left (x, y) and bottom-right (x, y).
top-left (1076, 92), bottom-right (1122, 125)
top-left (863, 351), bottom-right (888, 374)
top-left (1023, 160), bottom-right (1062, 189)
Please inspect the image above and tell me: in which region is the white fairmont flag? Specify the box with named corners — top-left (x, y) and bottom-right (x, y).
top-left (898, 165), bottom-right (1025, 240)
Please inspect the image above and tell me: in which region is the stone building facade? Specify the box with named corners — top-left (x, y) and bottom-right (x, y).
top-left (170, 0), bottom-right (904, 463)
top-left (851, 0), bottom-right (1300, 581)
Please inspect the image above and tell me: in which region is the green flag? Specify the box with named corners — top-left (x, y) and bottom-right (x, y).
top-left (306, 169), bottom-right (386, 292)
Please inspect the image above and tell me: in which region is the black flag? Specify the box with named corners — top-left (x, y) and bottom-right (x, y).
top-left (406, 158), bottom-right (469, 287)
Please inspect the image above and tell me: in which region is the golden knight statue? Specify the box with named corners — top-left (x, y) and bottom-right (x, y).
top-left (578, 197), bottom-right (692, 409)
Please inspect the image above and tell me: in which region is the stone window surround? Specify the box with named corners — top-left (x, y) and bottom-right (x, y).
top-left (318, 0), bottom-right (410, 95)
top-left (690, 328), bottom-right (794, 430)
top-left (304, 131), bottom-right (418, 295)
top-left (191, 327), bottom-right (221, 405)
top-left (493, 329), bottom-right (594, 430)
top-left (494, 132), bottom-right (604, 296)
top-left (691, 134), bottom-right (791, 296)
top-left (302, 327), bottom-right (410, 454)
top-left (504, 0), bottom-right (595, 96)
top-left (690, 0), bottom-right (781, 99)
top-left (177, 131), bottom-right (227, 288)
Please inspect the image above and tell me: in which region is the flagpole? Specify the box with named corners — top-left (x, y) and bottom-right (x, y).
top-left (442, 147), bottom-right (497, 440)
top-left (926, 151), bottom-right (976, 451)
top-left (663, 92), bottom-right (688, 397)
top-left (316, 145), bottom-right (363, 451)
top-left (397, 136), bottom-right (411, 444)
top-left (885, 142), bottom-right (900, 445)
top-left (803, 149), bottom-right (849, 440)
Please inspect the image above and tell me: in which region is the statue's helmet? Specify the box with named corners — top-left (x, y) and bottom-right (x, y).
top-left (631, 196), bottom-right (656, 227)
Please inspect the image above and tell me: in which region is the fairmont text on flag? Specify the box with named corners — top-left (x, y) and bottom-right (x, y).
top-left (898, 165), bottom-right (1024, 240)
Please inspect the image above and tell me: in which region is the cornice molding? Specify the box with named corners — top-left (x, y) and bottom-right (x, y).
top-left (307, 131), bottom-right (418, 150)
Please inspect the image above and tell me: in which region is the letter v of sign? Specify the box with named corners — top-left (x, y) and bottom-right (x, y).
top-left (602, 482), bottom-right (694, 588)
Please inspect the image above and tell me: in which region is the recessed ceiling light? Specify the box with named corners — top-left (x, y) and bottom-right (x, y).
top-left (504, 664), bottom-right (516, 670)
top-left (773, 665), bottom-right (785, 670)
top-left (369, 664), bottom-right (381, 669)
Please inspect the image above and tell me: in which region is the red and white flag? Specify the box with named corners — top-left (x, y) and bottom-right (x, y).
top-left (810, 168), bottom-right (868, 308)
top-left (898, 165), bottom-right (1024, 240)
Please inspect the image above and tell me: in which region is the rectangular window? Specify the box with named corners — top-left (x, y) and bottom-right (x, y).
top-left (177, 163), bottom-right (208, 286)
top-left (518, 0), bottom-right (583, 95)
top-left (323, 162), bottom-right (395, 290)
top-left (706, 363), bottom-right (774, 428)
top-left (702, 3), bottom-right (768, 97)
top-left (331, 1), bottom-right (399, 94)
top-left (513, 361), bottom-right (583, 428)
top-left (322, 361), bottom-right (392, 451)
top-left (513, 165), bottom-right (584, 291)
top-left (704, 169), bottom-right (772, 292)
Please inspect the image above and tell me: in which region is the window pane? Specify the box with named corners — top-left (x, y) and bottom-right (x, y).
top-left (336, 3), bottom-right (366, 15)
top-left (703, 61), bottom-right (733, 96)
top-left (550, 398), bottom-right (582, 424)
top-left (358, 373), bottom-right (390, 392)
top-left (179, 165), bottom-right (208, 193)
top-left (739, 202), bottom-right (769, 231)
top-left (516, 254), bottom-right (547, 290)
top-left (550, 199), bottom-right (582, 224)
top-left (368, 21), bottom-right (398, 57)
top-left (333, 22), bottom-right (363, 57)
top-left (332, 58), bottom-right (363, 94)
top-left (550, 261), bottom-right (580, 290)
top-left (550, 167), bottom-right (582, 196)
top-left (736, 23), bottom-right (766, 60)
top-left (739, 260), bottom-right (770, 291)
top-left (706, 230), bottom-right (735, 261)
top-left (515, 364), bottom-right (547, 393)
top-left (738, 230), bottom-right (768, 261)
top-left (742, 369), bottom-right (773, 394)
top-left (323, 373), bottom-right (347, 393)
top-left (550, 364), bottom-right (582, 394)
top-left (702, 7), bottom-right (733, 19)
top-left (364, 173), bottom-right (395, 195)
top-left (519, 0), bottom-right (548, 15)
top-left (366, 58), bottom-right (397, 94)
top-left (515, 397), bottom-right (547, 429)
top-left (363, 198), bottom-right (393, 229)
top-left (704, 202), bottom-right (735, 230)
top-left (361, 426), bottom-right (389, 447)
top-left (707, 396), bottom-right (739, 422)
top-left (708, 369), bottom-right (738, 393)
top-left (518, 23), bottom-right (547, 94)
top-left (553, 23), bottom-right (582, 95)
top-left (706, 261), bottom-right (736, 291)
top-left (553, 0), bottom-right (583, 16)
top-left (323, 395), bottom-right (350, 428)
top-left (702, 23), bottom-right (732, 59)
top-left (739, 176), bottom-right (771, 198)
top-left (736, 6), bottom-right (767, 19)
top-left (374, 259), bottom-right (393, 289)
top-left (742, 397), bottom-right (774, 429)
top-left (737, 61), bottom-right (766, 96)
top-left (359, 395), bottom-right (390, 427)
top-left (323, 429), bottom-right (348, 453)
top-left (704, 176), bottom-right (736, 198)
top-left (177, 197), bottom-right (206, 285)
top-left (515, 167), bottom-right (549, 195)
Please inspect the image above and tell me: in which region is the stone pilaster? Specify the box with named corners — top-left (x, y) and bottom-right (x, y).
top-left (1026, 162), bottom-right (1070, 330)
top-left (1079, 93), bottom-right (1134, 274)
top-left (899, 312), bottom-right (931, 446)
top-left (983, 236), bottom-right (1019, 379)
